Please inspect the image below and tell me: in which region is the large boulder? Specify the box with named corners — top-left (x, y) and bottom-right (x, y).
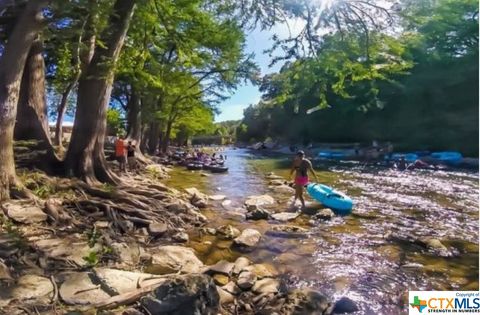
top-left (140, 274), bottom-right (220, 315)
top-left (3, 202), bottom-right (47, 224)
top-left (245, 195), bottom-right (275, 208)
top-left (314, 208), bottom-right (335, 220)
top-left (150, 246), bottom-right (204, 274)
top-left (331, 297), bottom-right (359, 314)
top-left (233, 229), bottom-right (262, 249)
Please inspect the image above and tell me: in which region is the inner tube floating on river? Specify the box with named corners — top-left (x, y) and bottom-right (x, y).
top-left (209, 165), bottom-right (228, 173)
top-left (186, 163), bottom-right (203, 171)
top-left (306, 183), bottom-right (353, 214)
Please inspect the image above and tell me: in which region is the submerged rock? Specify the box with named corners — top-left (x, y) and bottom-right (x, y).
top-left (314, 208), bottom-right (335, 220)
top-left (233, 229), bottom-right (262, 249)
top-left (419, 238), bottom-right (450, 256)
top-left (332, 297), bottom-right (359, 314)
top-left (150, 246), bottom-right (204, 274)
top-left (216, 225), bottom-right (240, 240)
top-left (140, 274), bottom-right (219, 315)
top-left (209, 195), bottom-right (226, 201)
top-left (213, 274), bottom-right (230, 286)
top-left (267, 225), bottom-right (308, 239)
top-left (281, 289), bottom-right (331, 315)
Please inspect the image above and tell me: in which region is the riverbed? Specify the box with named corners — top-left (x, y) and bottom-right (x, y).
top-left (166, 148), bottom-right (479, 314)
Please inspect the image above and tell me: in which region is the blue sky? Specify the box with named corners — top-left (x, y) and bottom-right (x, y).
top-left (214, 28), bottom-right (283, 122)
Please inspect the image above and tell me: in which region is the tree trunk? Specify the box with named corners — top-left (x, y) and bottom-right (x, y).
top-left (14, 38), bottom-right (51, 147)
top-left (0, 0), bottom-right (49, 201)
top-left (147, 121), bottom-right (160, 155)
top-left (126, 87), bottom-right (142, 144)
top-left (65, 0), bottom-right (136, 184)
top-left (54, 6), bottom-right (96, 148)
top-left (161, 119), bottom-right (173, 153)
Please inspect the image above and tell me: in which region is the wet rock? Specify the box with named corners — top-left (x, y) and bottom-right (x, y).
top-left (140, 274), bottom-right (219, 315)
top-left (271, 212), bottom-right (299, 222)
top-left (172, 232), bottom-right (189, 243)
top-left (209, 195), bottom-right (226, 201)
top-left (233, 229), bottom-right (262, 249)
top-left (245, 195), bottom-right (275, 208)
top-left (148, 222), bottom-right (168, 236)
top-left (246, 206), bottom-right (271, 220)
top-left (216, 225), bottom-right (240, 240)
top-left (270, 185), bottom-right (295, 194)
top-left (332, 297), bottom-right (359, 314)
top-left (314, 208), bottom-right (335, 220)
top-left (266, 174), bottom-right (283, 180)
top-left (237, 271), bottom-right (257, 290)
top-left (301, 202), bottom-right (321, 215)
top-left (3, 202), bottom-right (47, 224)
top-left (233, 257), bottom-right (251, 274)
top-left (281, 289), bottom-right (331, 315)
top-left (213, 274), bottom-right (230, 286)
top-left (217, 286), bottom-right (235, 305)
top-left (200, 227), bottom-right (217, 235)
top-left (205, 260), bottom-right (234, 276)
top-left (150, 246), bottom-right (204, 274)
top-left (252, 278), bottom-right (280, 294)
top-left (267, 225), bottom-right (308, 238)
top-left (222, 281), bottom-right (241, 295)
top-left (419, 238), bottom-right (450, 256)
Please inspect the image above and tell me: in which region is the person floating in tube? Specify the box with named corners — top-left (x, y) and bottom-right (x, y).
top-left (290, 150), bottom-right (318, 209)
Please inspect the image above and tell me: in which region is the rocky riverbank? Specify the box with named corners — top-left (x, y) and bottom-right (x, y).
top-left (0, 162), bottom-right (355, 315)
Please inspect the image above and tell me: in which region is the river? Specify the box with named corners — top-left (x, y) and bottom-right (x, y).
top-left (166, 148), bottom-right (479, 314)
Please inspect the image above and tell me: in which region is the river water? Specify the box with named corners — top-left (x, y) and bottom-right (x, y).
top-left (166, 148), bottom-right (479, 314)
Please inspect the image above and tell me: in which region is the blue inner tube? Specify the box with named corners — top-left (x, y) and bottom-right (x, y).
top-left (318, 151), bottom-right (347, 159)
top-left (389, 153), bottom-right (419, 163)
top-left (430, 151), bottom-right (463, 165)
top-left (306, 183), bottom-right (353, 214)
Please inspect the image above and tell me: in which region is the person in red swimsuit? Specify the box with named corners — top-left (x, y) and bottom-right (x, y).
top-left (290, 150), bottom-right (318, 208)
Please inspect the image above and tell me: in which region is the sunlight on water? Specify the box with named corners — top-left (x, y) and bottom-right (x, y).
top-left (166, 148), bottom-right (479, 314)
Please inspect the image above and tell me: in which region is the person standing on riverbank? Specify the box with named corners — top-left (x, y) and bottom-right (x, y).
top-left (290, 150), bottom-right (318, 208)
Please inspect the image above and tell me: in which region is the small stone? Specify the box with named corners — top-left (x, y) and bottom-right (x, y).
top-left (221, 199), bottom-right (232, 208)
top-left (213, 274), bottom-right (230, 286)
top-left (148, 222), bottom-right (168, 236)
top-left (4, 202), bottom-right (47, 223)
top-left (332, 297), bottom-right (359, 314)
top-left (237, 271), bottom-right (256, 290)
top-left (271, 212), bottom-right (299, 222)
top-left (94, 221), bottom-right (109, 229)
top-left (252, 278), bottom-right (279, 294)
top-left (216, 225), bottom-right (241, 240)
top-left (172, 232), bottom-right (189, 243)
top-left (314, 208), bottom-right (335, 220)
top-left (233, 257), bottom-right (251, 274)
top-left (233, 229), bottom-right (262, 249)
top-left (222, 281), bottom-right (241, 295)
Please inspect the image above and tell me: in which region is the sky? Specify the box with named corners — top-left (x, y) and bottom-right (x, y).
top-left (214, 20), bottom-right (305, 122)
